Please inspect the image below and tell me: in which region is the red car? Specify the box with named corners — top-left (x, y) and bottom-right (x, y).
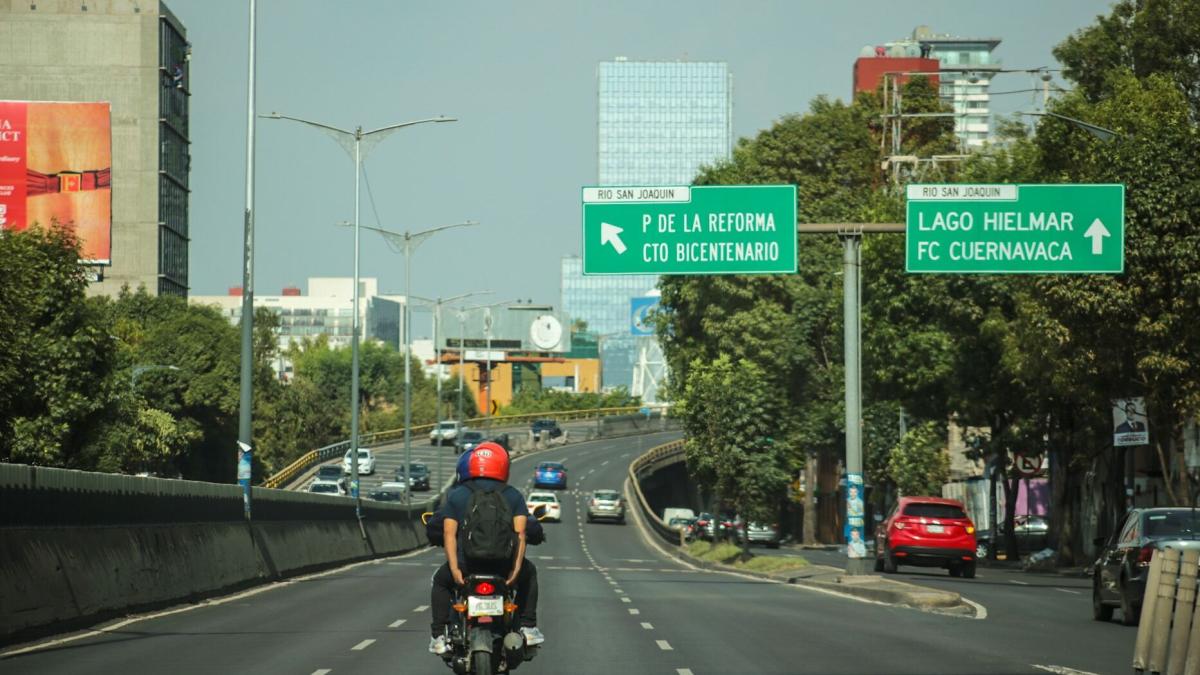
top-left (875, 496), bottom-right (978, 578)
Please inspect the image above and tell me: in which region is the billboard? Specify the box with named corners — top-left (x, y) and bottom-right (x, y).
top-left (0, 101), bottom-right (113, 264)
top-left (630, 296), bottom-right (659, 336)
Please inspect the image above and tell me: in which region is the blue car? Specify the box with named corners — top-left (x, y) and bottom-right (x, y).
top-left (534, 462), bottom-right (567, 489)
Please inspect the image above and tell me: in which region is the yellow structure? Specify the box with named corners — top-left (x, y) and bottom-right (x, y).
top-left (447, 358), bottom-right (602, 415)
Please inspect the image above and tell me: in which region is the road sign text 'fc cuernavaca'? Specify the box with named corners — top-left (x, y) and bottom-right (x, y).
top-left (906, 183), bottom-right (1125, 274)
top-left (582, 185), bottom-right (797, 275)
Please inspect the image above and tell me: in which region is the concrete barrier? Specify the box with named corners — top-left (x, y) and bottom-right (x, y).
top-left (0, 464), bottom-right (426, 645)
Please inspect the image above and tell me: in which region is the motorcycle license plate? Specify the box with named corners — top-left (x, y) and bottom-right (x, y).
top-left (468, 595), bottom-right (504, 617)
top-left (926, 524), bottom-right (944, 533)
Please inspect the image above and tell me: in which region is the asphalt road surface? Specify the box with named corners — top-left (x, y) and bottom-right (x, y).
top-left (2, 432), bottom-right (1134, 674)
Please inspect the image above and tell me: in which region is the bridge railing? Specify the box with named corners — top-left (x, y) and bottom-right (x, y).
top-left (627, 437), bottom-right (687, 546)
top-left (263, 405), bottom-right (658, 489)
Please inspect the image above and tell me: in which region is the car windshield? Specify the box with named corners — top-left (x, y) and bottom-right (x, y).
top-left (463, 432), bottom-right (483, 441)
top-left (540, 463), bottom-right (564, 471)
top-left (902, 503), bottom-right (967, 520)
top-left (409, 464), bottom-right (428, 473)
top-left (310, 483), bottom-right (337, 493)
top-left (438, 422), bottom-right (457, 429)
top-left (317, 467), bottom-right (341, 477)
top-left (345, 450), bottom-right (370, 459)
top-left (594, 491), bottom-right (619, 500)
top-left (1144, 511), bottom-right (1200, 538)
top-left (529, 495), bottom-right (557, 503)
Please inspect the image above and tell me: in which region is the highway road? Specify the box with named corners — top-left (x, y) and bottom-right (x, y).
top-left (2, 431), bottom-right (1134, 674)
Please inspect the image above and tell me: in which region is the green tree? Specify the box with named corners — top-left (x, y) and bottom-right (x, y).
top-left (887, 421), bottom-right (951, 497)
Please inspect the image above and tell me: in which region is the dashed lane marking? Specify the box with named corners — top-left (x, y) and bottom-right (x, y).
top-left (1055, 588), bottom-right (1081, 595)
top-left (628, 608), bottom-right (640, 615)
top-left (600, 460), bottom-right (609, 467)
top-left (677, 669), bottom-right (695, 675)
top-left (614, 589), bottom-right (625, 594)
top-left (1032, 666), bottom-right (1100, 675)
top-left (413, 605), bottom-right (429, 612)
top-left (312, 670), bottom-right (332, 675)
top-left (351, 639), bottom-right (376, 651)
top-left (657, 640), bottom-right (673, 651)
top-left (614, 567), bottom-right (654, 572)
top-left (621, 597), bottom-right (631, 603)
top-left (641, 622), bottom-right (654, 630)
top-left (535, 556), bottom-right (555, 560)
top-left (1009, 580), bottom-right (1030, 586)
top-left (389, 619), bottom-right (407, 628)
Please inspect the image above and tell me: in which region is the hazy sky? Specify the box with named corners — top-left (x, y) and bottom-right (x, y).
top-left (171, 0), bottom-right (1113, 316)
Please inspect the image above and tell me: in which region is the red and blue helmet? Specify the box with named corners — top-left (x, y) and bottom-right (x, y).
top-left (466, 442), bottom-right (510, 482)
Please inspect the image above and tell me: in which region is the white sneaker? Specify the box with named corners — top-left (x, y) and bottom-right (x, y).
top-left (520, 626), bottom-right (545, 646)
top-left (428, 635), bottom-right (448, 655)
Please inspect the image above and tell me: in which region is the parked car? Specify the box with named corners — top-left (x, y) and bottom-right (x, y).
top-left (668, 517), bottom-right (698, 540)
top-left (398, 463), bottom-right (430, 491)
top-left (457, 431), bottom-right (486, 452)
top-left (314, 464), bottom-right (346, 491)
top-left (875, 496), bottom-right (978, 578)
top-left (586, 489), bottom-right (625, 524)
top-left (368, 487), bottom-right (405, 502)
top-left (975, 514), bottom-right (1049, 559)
top-left (534, 462), bottom-right (567, 489)
top-left (308, 481), bottom-right (343, 496)
top-left (745, 522), bottom-right (782, 548)
top-left (1094, 508), bottom-right (1200, 626)
top-left (530, 419), bottom-right (563, 439)
top-left (662, 507), bottom-right (696, 523)
top-left (526, 491), bottom-right (562, 522)
top-left (694, 512), bottom-right (716, 540)
top-left (341, 448), bottom-right (375, 475)
top-left (429, 421), bottom-right (463, 446)
top-left (715, 512), bottom-right (745, 542)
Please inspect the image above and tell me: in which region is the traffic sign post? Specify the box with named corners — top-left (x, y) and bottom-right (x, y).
top-left (906, 184), bottom-right (1124, 273)
top-left (582, 185), bottom-right (797, 275)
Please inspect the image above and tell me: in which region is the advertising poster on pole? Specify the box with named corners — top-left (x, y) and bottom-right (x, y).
top-left (845, 473), bottom-right (866, 558)
top-left (1112, 397), bottom-right (1148, 447)
top-left (0, 101), bottom-right (113, 264)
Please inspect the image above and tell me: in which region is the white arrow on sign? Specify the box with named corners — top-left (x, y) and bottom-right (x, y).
top-left (600, 222), bottom-right (627, 255)
top-left (1084, 218), bottom-right (1111, 255)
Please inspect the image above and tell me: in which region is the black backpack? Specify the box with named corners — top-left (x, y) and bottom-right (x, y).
top-left (459, 481), bottom-right (516, 562)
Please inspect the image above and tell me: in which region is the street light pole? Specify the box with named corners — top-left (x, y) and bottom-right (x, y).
top-left (237, 0), bottom-right (257, 521)
top-left (358, 222), bottom-right (479, 502)
top-left (263, 112), bottom-right (457, 519)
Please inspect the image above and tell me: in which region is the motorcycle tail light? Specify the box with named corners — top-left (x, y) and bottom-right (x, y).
top-left (475, 582), bottom-right (495, 595)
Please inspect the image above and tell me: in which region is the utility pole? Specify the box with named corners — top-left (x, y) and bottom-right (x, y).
top-left (236, 0), bottom-right (257, 520)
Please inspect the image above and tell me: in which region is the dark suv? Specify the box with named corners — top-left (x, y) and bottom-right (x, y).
top-left (530, 419), bottom-right (563, 439)
top-left (399, 463), bottom-right (430, 491)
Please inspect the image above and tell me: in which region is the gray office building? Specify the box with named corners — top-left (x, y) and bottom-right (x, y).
top-left (564, 59), bottom-right (733, 391)
top-left (0, 1), bottom-right (190, 297)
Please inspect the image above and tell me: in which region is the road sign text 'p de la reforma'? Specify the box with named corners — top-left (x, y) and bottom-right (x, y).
top-left (905, 183), bottom-right (1124, 274)
top-left (582, 185), bottom-right (797, 275)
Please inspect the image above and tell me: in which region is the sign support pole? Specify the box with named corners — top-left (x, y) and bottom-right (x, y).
top-left (842, 231), bottom-right (868, 575)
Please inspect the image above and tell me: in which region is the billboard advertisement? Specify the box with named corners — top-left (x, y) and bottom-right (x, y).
top-left (630, 296), bottom-right (659, 336)
top-left (0, 101), bottom-right (113, 264)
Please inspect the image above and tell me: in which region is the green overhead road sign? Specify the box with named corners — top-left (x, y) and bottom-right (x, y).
top-left (582, 185), bottom-right (797, 275)
top-left (906, 183), bottom-right (1125, 274)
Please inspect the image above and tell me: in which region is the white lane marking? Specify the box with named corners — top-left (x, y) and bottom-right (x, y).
top-left (1055, 588), bottom-right (1081, 595)
top-left (615, 567), bottom-right (654, 572)
top-left (0, 545), bottom-right (433, 658)
top-left (961, 596), bottom-right (988, 620)
top-left (535, 556), bottom-right (555, 560)
top-left (413, 605), bottom-right (430, 612)
top-left (641, 622), bottom-right (654, 630)
top-left (312, 671), bottom-right (332, 675)
top-left (628, 608), bottom-right (640, 615)
top-left (677, 670), bottom-right (695, 675)
top-left (656, 640), bottom-right (673, 651)
top-left (563, 566), bottom-right (584, 570)
top-left (608, 580), bottom-right (618, 585)
top-left (351, 639), bottom-right (376, 650)
top-left (615, 589), bottom-right (624, 594)
top-left (1009, 580), bottom-right (1030, 586)
top-left (621, 597), bottom-right (631, 603)
top-left (389, 619), bottom-right (407, 628)
top-left (601, 460), bottom-right (609, 467)
top-left (1032, 666), bottom-right (1101, 675)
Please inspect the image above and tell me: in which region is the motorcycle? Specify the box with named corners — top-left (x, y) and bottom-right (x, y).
top-left (432, 504), bottom-right (548, 674)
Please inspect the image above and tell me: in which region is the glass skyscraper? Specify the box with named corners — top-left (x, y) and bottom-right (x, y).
top-left (563, 59), bottom-right (733, 392)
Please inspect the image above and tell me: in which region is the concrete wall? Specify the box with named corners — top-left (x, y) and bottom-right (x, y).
top-left (0, 464), bottom-right (426, 645)
top-left (0, 0), bottom-right (171, 295)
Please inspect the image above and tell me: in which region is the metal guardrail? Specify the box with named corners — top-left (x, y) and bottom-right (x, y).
top-left (627, 438), bottom-right (687, 545)
top-left (263, 405), bottom-right (655, 489)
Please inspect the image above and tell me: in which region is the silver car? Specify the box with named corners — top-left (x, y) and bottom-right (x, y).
top-left (745, 522), bottom-right (781, 548)
top-left (586, 489), bottom-right (625, 524)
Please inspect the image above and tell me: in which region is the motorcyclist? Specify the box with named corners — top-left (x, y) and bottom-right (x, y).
top-left (428, 443), bottom-right (544, 654)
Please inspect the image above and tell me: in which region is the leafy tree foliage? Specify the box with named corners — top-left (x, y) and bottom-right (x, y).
top-left (887, 421), bottom-right (950, 497)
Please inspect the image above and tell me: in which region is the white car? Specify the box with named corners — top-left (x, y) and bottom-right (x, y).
top-left (429, 421), bottom-right (463, 446)
top-left (342, 448), bottom-right (375, 475)
top-left (527, 491), bottom-right (562, 522)
top-left (308, 481), bottom-right (344, 496)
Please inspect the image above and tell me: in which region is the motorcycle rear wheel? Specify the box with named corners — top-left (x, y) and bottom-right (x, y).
top-left (473, 650), bottom-right (493, 674)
